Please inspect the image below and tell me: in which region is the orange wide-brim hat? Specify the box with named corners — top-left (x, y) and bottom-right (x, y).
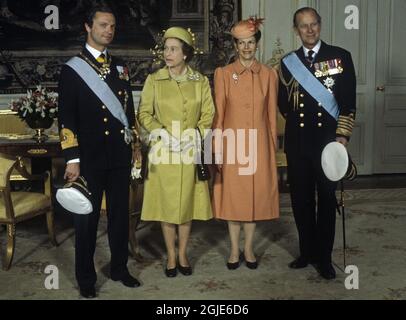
top-left (230, 16), bottom-right (265, 39)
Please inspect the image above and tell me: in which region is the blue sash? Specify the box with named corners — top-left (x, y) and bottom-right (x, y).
top-left (66, 57), bottom-right (133, 144)
top-left (283, 52), bottom-right (339, 120)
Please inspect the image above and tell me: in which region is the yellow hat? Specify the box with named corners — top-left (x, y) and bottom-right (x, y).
top-left (231, 16), bottom-right (264, 39)
top-left (163, 27), bottom-right (195, 48)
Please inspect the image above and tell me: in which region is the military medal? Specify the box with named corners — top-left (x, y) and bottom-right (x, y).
top-left (99, 62), bottom-right (111, 80)
top-left (314, 63), bottom-right (323, 78)
top-left (324, 77), bottom-right (335, 91)
top-left (117, 66), bottom-right (130, 81)
top-left (79, 52), bottom-right (111, 80)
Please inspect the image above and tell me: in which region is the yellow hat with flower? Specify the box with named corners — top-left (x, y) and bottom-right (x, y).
top-left (163, 27), bottom-right (195, 48)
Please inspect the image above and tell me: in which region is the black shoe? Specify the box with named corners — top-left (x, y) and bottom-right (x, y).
top-left (79, 286), bottom-right (96, 299)
top-left (243, 252), bottom-right (258, 269)
top-left (111, 273), bottom-right (141, 288)
top-left (165, 267), bottom-right (177, 278)
top-left (177, 264), bottom-right (192, 276)
top-left (226, 252), bottom-right (243, 270)
top-left (289, 256), bottom-right (309, 269)
top-left (246, 260), bottom-right (258, 269)
top-left (318, 263), bottom-right (336, 280)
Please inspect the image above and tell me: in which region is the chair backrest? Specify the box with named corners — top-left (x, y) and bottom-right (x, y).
top-left (0, 156), bottom-right (17, 188)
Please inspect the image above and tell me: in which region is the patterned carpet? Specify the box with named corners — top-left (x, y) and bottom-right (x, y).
top-left (0, 188), bottom-right (405, 300)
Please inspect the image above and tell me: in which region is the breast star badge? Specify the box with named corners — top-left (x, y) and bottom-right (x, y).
top-left (323, 77), bottom-right (335, 89)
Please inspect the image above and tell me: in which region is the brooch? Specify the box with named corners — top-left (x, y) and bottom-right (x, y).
top-left (187, 72), bottom-right (201, 81)
top-left (232, 73), bottom-right (238, 83)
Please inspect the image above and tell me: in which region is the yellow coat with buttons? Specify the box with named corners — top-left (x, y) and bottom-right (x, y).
top-left (137, 66), bottom-right (215, 224)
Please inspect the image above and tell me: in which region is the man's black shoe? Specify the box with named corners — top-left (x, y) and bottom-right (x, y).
top-left (318, 263), bottom-right (336, 280)
top-left (79, 286), bottom-right (96, 299)
top-left (112, 273), bottom-right (141, 288)
top-left (288, 257), bottom-right (309, 269)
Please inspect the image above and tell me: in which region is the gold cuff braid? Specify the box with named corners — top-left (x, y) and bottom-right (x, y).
top-left (336, 114), bottom-right (355, 137)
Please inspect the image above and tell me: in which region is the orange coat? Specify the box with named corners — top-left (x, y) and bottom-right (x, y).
top-left (212, 59), bottom-right (280, 221)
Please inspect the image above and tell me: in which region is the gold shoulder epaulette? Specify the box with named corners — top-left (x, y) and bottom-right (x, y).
top-left (60, 128), bottom-right (79, 150)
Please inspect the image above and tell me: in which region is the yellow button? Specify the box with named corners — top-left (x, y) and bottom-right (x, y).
top-left (105, 131), bottom-right (110, 136)
top-left (102, 105), bottom-right (106, 109)
top-left (318, 113), bottom-right (322, 117)
top-left (103, 118), bottom-right (108, 123)
top-left (300, 103), bottom-right (304, 108)
top-left (300, 93), bottom-right (304, 98)
top-left (300, 113), bottom-right (304, 118)
top-left (318, 102), bottom-right (322, 107)
top-left (300, 123), bottom-right (304, 128)
top-left (318, 123), bottom-right (322, 127)
top-left (118, 91), bottom-right (123, 95)
top-left (120, 130), bottom-right (124, 134)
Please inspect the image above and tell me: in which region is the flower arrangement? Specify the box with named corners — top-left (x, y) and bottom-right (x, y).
top-left (9, 85), bottom-right (58, 129)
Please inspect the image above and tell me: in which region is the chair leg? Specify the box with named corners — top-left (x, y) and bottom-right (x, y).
top-left (129, 212), bottom-right (143, 262)
top-left (46, 210), bottom-right (58, 247)
top-left (3, 224), bottom-right (16, 271)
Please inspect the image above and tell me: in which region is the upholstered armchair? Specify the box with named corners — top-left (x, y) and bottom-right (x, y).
top-left (0, 155), bottom-right (58, 270)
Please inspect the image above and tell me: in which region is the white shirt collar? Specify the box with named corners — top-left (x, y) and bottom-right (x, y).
top-left (303, 40), bottom-right (321, 57)
top-left (85, 43), bottom-right (107, 60)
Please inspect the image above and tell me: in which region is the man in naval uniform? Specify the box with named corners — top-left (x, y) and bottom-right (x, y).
top-left (58, 4), bottom-right (141, 298)
top-left (278, 7), bottom-right (356, 280)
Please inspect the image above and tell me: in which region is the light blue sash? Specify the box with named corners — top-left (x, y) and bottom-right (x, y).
top-left (66, 57), bottom-right (133, 144)
top-left (283, 52), bottom-right (339, 120)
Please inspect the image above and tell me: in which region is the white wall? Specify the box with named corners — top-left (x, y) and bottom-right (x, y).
top-left (241, 0), bottom-right (310, 62)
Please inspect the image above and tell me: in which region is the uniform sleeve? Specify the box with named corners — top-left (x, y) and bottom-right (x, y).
top-left (277, 62), bottom-right (290, 119)
top-left (197, 76), bottom-right (215, 138)
top-left (124, 65), bottom-right (136, 133)
top-left (58, 65), bottom-right (80, 162)
top-left (336, 51), bottom-right (357, 139)
top-left (212, 67), bottom-right (226, 156)
top-left (268, 68), bottom-right (279, 150)
top-left (137, 74), bottom-right (164, 133)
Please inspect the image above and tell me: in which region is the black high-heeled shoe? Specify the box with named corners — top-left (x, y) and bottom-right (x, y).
top-left (165, 267), bottom-right (177, 278)
top-left (243, 252), bottom-right (258, 269)
top-left (226, 252), bottom-right (243, 270)
top-left (177, 263), bottom-right (192, 276)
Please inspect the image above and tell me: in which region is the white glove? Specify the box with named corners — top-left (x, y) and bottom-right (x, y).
top-left (181, 128), bottom-right (200, 153)
top-left (159, 129), bottom-right (182, 153)
top-left (131, 166), bottom-right (142, 180)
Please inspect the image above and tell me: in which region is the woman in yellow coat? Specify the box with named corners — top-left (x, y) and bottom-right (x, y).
top-left (138, 27), bottom-right (215, 277)
top-left (212, 18), bottom-right (280, 269)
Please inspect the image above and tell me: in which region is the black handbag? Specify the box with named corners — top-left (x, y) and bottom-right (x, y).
top-left (196, 129), bottom-right (210, 181)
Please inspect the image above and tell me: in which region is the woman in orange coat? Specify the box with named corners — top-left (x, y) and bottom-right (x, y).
top-left (212, 17), bottom-right (279, 269)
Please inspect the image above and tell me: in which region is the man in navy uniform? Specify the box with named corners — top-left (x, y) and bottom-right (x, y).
top-left (58, 4), bottom-right (141, 298)
top-left (278, 7), bottom-right (356, 279)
